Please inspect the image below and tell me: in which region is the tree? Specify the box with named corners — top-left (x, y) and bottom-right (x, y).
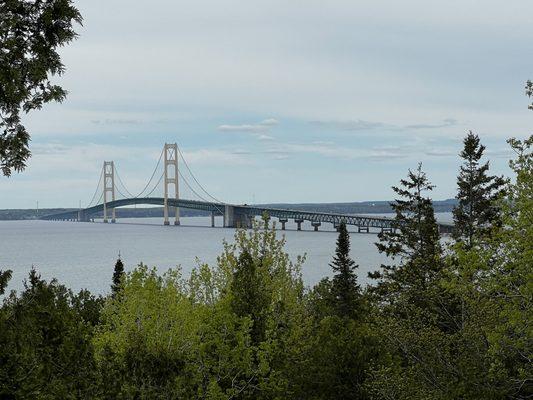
top-left (295, 223), bottom-right (376, 400)
top-left (230, 249), bottom-right (270, 345)
top-left (0, 269), bottom-right (100, 398)
top-left (0, 0), bottom-right (82, 176)
top-left (452, 131), bottom-right (506, 248)
top-left (526, 79), bottom-right (533, 110)
top-left (0, 269), bottom-right (11, 295)
top-left (111, 255), bottom-right (125, 296)
top-left (371, 163), bottom-right (443, 311)
top-left (478, 135), bottom-right (533, 397)
top-left (328, 221), bottom-right (361, 319)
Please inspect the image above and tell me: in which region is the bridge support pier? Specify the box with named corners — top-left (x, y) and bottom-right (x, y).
top-left (279, 218), bottom-right (288, 230)
top-left (312, 222), bottom-right (321, 231)
top-left (333, 222), bottom-right (340, 232)
top-left (224, 205), bottom-right (252, 229)
top-left (211, 211), bottom-right (215, 227)
top-left (295, 219), bottom-right (304, 231)
top-left (358, 225), bottom-right (369, 233)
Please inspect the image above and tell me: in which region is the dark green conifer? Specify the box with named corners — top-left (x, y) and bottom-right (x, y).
top-left (230, 250), bottom-right (270, 345)
top-left (371, 163), bottom-right (443, 308)
top-left (111, 255), bottom-right (125, 296)
top-left (329, 221), bottom-right (361, 319)
top-left (0, 270), bottom-right (11, 296)
top-left (453, 131), bottom-right (507, 248)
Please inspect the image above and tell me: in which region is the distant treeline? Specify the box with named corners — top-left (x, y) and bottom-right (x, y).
top-left (0, 207), bottom-right (210, 221)
top-left (0, 199), bottom-right (457, 221)
top-left (258, 199), bottom-right (458, 215)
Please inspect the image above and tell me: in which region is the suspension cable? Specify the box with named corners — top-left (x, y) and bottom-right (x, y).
top-left (178, 168), bottom-right (225, 215)
top-left (114, 185), bottom-right (131, 200)
top-left (85, 168), bottom-right (104, 208)
top-left (114, 166), bottom-right (135, 198)
top-left (144, 172), bottom-right (164, 198)
top-left (176, 146), bottom-right (225, 204)
top-left (130, 147), bottom-right (165, 198)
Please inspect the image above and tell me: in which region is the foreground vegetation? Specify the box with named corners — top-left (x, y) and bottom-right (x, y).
top-left (0, 133), bottom-right (531, 399)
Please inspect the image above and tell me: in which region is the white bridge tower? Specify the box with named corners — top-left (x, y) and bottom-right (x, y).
top-left (103, 161), bottom-right (116, 223)
top-left (163, 143), bottom-right (180, 225)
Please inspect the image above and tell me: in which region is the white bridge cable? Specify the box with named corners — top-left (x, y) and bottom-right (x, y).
top-left (178, 168), bottom-right (225, 215)
top-left (143, 172), bottom-right (164, 198)
top-left (130, 148), bottom-right (165, 198)
top-left (114, 184), bottom-right (131, 200)
top-left (176, 146), bottom-right (226, 204)
top-left (112, 148), bottom-right (165, 200)
top-left (113, 167), bottom-right (135, 198)
top-left (85, 168), bottom-right (104, 208)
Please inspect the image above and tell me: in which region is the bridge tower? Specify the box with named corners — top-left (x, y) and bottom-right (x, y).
top-left (103, 161), bottom-right (116, 223)
top-left (163, 143), bottom-right (180, 225)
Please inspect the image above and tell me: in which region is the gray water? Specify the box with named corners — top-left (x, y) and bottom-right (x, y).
top-left (0, 214), bottom-right (452, 295)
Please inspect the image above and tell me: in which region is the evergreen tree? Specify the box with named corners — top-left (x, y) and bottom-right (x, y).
top-left (230, 249), bottom-right (270, 345)
top-left (329, 221), bottom-right (361, 319)
top-left (0, 270), bottom-right (11, 296)
top-left (371, 163), bottom-right (443, 310)
top-left (0, 269), bottom-right (99, 398)
top-left (299, 223), bottom-right (374, 399)
top-left (111, 255), bottom-right (125, 295)
top-left (452, 131), bottom-right (506, 248)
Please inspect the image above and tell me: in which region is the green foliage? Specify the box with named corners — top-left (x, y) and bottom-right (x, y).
top-left (371, 163), bottom-right (443, 312)
top-left (293, 221), bottom-right (377, 400)
top-left (452, 131), bottom-right (506, 248)
top-left (93, 219), bottom-right (307, 399)
top-left (230, 249), bottom-right (271, 345)
top-left (0, 0), bottom-right (82, 176)
top-left (0, 269), bottom-right (12, 295)
top-left (526, 79), bottom-right (533, 110)
top-left (0, 269), bottom-right (102, 399)
top-left (0, 135), bottom-right (530, 399)
top-left (111, 256), bottom-right (125, 296)
top-left (328, 221), bottom-right (362, 319)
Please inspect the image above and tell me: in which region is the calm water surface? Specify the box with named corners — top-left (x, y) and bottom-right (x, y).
top-left (0, 214), bottom-right (452, 295)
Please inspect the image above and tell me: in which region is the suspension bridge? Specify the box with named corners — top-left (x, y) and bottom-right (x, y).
top-left (41, 143), bottom-right (454, 234)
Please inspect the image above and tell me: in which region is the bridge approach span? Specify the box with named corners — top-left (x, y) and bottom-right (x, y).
top-left (41, 197), bottom-right (454, 234)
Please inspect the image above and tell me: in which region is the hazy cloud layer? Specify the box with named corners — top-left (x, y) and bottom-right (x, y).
top-left (2, 0), bottom-right (531, 207)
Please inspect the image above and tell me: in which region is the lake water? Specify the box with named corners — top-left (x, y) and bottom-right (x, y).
top-left (0, 214), bottom-right (452, 296)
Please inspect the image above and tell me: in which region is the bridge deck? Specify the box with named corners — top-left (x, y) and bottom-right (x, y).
top-left (40, 197), bottom-right (454, 234)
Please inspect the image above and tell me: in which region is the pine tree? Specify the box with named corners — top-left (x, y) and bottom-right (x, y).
top-left (111, 256), bottom-right (125, 296)
top-left (230, 249), bottom-right (270, 345)
top-left (453, 131), bottom-right (507, 248)
top-left (0, 270), bottom-right (11, 296)
top-left (329, 221), bottom-right (361, 319)
top-left (371, 163), bottom-right (443, 308)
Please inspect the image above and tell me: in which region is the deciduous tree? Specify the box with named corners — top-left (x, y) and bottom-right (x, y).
top-left (0, 0), bottom-right (82, 176)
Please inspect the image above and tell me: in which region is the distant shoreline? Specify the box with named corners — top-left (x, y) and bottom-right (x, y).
top-left (0, 199), bottom-right (457, 221)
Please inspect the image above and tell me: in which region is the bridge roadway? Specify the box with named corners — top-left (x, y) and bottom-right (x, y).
top-left (40, 197), bottom-right (454, 234)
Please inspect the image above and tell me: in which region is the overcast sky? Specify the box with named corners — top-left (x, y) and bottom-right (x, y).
top-left (2, 0), bottom-right (532, 209)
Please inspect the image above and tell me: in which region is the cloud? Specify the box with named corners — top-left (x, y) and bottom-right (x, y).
top-left (217, 118), bottom-right (279, 134)
top-left (259, 118), bottom-right (279, 126)
top-left (257, 134), bottom-right (274, 141)
top-left (92, 119), bottom-right (143, 125)
top-left (310, 119), bottom-right (391, 131)
top-left (405, 118), bottom-right (459, 130)
top-left (425, 149), bottom-right (456, 157)
top-left (180, 149), bottom-right (251, 166)
top-left (310, 118), bottom-right (461, 134)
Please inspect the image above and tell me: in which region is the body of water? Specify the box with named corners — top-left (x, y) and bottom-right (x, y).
top-left (0, 213), bottom-right (452, 295)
